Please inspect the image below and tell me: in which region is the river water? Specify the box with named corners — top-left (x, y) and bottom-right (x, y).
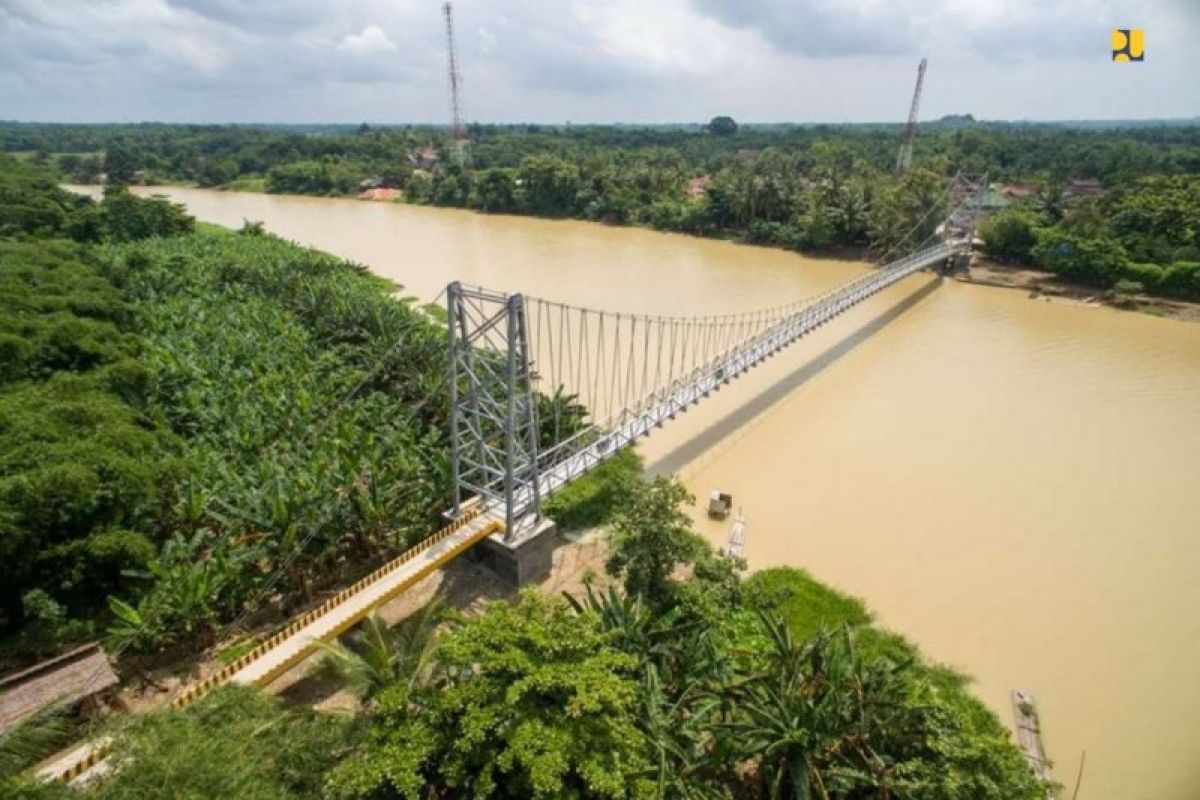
top-left (95, 187), bottom-right (1200, 800)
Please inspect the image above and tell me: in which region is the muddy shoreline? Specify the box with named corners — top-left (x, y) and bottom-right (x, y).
top-left (962, 257), bottom-right (1200, 323)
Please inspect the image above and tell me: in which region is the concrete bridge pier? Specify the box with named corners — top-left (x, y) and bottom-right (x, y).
top-left (469, 515), bottom-right (557, 586)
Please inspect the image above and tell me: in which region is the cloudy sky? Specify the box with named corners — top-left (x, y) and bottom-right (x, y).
top-left (1, 0), bottom-right (1197, 123)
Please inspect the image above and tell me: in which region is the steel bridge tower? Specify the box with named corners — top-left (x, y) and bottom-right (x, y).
top-left (446, 282), bottom-right (541, 538)
top-left (895, 57), bottom-right (927, 175)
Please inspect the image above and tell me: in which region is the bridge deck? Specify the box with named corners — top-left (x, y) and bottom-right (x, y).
top-left (519, 242), bottom-right (954, 513)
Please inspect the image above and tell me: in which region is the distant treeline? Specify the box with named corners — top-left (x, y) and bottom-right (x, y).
top-left (5, 120), bottom-right (1199, 301)
top-left (4, 119), bottom-right (1200, 185)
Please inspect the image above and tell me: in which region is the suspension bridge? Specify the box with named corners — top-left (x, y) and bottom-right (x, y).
top-left (40, 174), bottom-right (983, 784)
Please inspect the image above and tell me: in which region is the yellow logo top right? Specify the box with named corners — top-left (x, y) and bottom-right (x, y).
top-left (1112, 29), bottom-right (1145, 61)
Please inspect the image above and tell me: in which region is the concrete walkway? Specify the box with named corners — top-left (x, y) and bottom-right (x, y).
top-left (230, 514), bottom-right (501, 688)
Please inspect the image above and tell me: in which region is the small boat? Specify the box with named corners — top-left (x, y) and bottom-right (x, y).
top-left (707, 490), bottom-right (733, 519)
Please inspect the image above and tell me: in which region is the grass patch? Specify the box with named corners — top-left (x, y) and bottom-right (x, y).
top-left (226, 177), bottom-right (267, 193)
top-left (743, 566), bottom-right (870, 642)
top-left (742, 567), bottom-right (979, 690)
top-left (543, 447), bottom-right (641, 531)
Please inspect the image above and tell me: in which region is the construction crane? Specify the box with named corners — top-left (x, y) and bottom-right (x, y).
top-left (895, 57), bottom-right (927, 175)
top-left (442, 1), bottom-right (467, 163)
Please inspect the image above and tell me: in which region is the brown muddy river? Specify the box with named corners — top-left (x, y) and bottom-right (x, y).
top-left (90, 187), bottom-right (1200, 800)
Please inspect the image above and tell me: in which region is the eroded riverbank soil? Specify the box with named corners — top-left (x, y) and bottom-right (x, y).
top-left (963, 257), bottom-right (1200, 323)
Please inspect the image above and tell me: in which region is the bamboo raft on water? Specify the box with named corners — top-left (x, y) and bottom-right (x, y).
top-left (1011, 689), bottom-right (1051, 782)
top-left (726, 512), bottom-right (747, 558)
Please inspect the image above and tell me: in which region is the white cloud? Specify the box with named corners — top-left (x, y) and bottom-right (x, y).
top-left (0, 0), bottom-right (1195, 122)
top-left (338, 24), bottom-right (397, 56)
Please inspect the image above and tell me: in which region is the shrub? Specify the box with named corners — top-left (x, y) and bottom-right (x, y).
top-left (1160, 261), bottom-right (1200, 301)
top-left (1032, 228), bottom-right (1129, 287)
top-left (1120, 261), bottom-right (1165, 290)
top-left (90, 685), bottom-right (352, 799)
top-left (980, 208), bottom-right (1042, 264)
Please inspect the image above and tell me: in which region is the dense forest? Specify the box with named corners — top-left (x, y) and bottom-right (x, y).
top-left (4, 120), bottom-right (1199, 299)
top-left (0, 154), bottom-right (1052, 798)
top-left (0, 156), bottom-right (452, 660)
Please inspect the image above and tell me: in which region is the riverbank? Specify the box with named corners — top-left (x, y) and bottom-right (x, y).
top-left (963, 256), bottom-right (1200, 323)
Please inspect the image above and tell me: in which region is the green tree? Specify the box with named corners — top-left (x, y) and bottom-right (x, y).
top-left (316, 601), bottom-right (444, 700)
top-left (606, 476), bottom-right (706, 611)
top-left (430, 165), bottom-right (472, 207)
top-left (472, 167), bottom-right (519, 212)
top-left (1032, 228), bottom-right (1129, 287)
top-left (738, 570), bottom-right (1051, 800)
top-left (403, 172), bottom-right (432, 204)
top-left (517, 155), bottom-right (583, 217)
top-left (827, 179), bottom-right (873, 244)
top-left (100, 186), bottom-right (194, 241)
top-left (103, 143), bottom-right (137, 185)
top-left (1104, 175), bottom-right (1200, 263)
top-left (1033, 180), bottom-right (1066, 223)
top-left (197, 157), bottom-right (238, 188)
top-left (1160, 261), bottom-right (1200, 300)
top-left (980, 208), bottom-right (1042, 264)
top-left (707, 116), bottom-right (738, 136)
top-left (721, 616), bottom-right (918, 799)
top-left (536, 385), bottom-right (589, 450)
top-left (328, 592), bottom-right (653, 799)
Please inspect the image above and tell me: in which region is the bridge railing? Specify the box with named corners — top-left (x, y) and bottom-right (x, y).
top-left (534, 242), bottom-right (952, 469)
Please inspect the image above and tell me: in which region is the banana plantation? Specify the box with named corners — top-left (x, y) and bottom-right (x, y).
top-left (0, 156), bottom-right (454, 659)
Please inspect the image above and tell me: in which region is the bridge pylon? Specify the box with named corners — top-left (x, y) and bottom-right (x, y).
top-left (446, 282), bottom-right (542, 539)
top-left (945, 172), bottom-right (988, 271)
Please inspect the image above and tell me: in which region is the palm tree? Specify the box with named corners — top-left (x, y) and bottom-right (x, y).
top-left (316, 598), bottom-right (445, 700)
top-left (639, 664), bottom-right (727, 800)
top-left (537, 384), bottom-right (589, 451)
top-left (830, 182), bottom-right (871, 244)
top-left (721, 612), bottom-right (913, 800)
top-left (1034, 180), bottom-right (1066, 223)
top-left (567, 583), bottom-right (730, 799)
